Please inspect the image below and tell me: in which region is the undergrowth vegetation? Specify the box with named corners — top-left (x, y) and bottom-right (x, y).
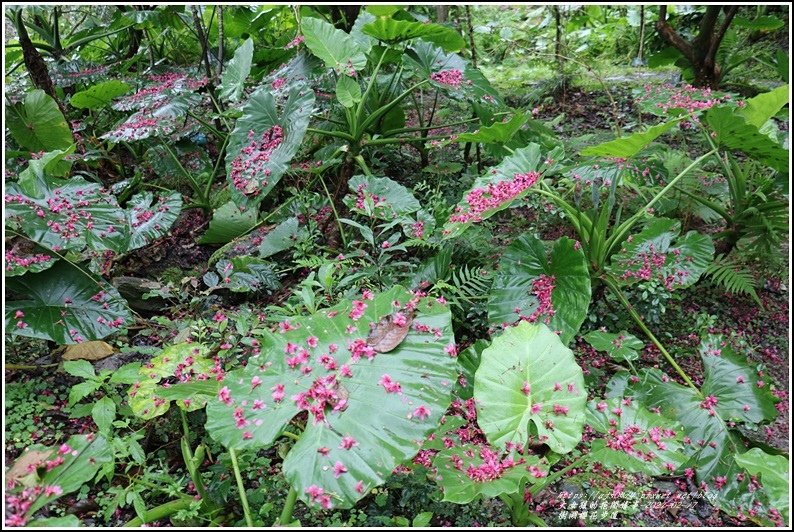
top-left (4, 4), bottom-right (790, 528)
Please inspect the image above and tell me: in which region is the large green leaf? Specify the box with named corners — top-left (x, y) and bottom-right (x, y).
top-left (336, 75), bottom-right (362, 108)
top-left (128, 343), bottom-right (217, 419)
top-left (11, 433), bottom-right (112, 518)
top-left (301, 17), bottom-right (367, 76)
top-left (444, 112), bottom-right (529, 147)
top-left (442, 144), bottom-right (563, 240)
top-left (432, 444), bottom-right (549, 504)
top-left (69, 80), bottom-right (130, 110)
top-left (582, 330), bottom-right (643, 363)
top-left (607, 218), bottom-right (714, 291)
top-left (580, 117), bottom-right (684, 158)
top-left (199, 201), bottom-right (258, 245)
top-left (5, 260), bottom-right (134, 344)
top-left (473, 321), bottom-right (586, 454)
top-left (586, 397), bottom-right (689, 476)
top-left (402, 40), bottom-right (502, 106)
top-left (488, 234), bottom-right (591, 345)
top-left (205, 286), bottom-right (457, 510)
top-left (6, 89), bottom-right (73, 152)
top-left (225, 82), bottom-right (314, 209)
top-left (344, 174), bottom-right (421, 220)
top-left (362, 18), bottom-right (465, 51)
top-left (258, 217), bottom-right (307, 258)
top-left (734, 449), bottom-right (789, 527)
top-left (219, 37), bottom-right (254, 103)
top-left (102, 93), bottom-right (202, 142)
top-left (738, 84), bottom-right (789, 129)
top-left (627, 335), bottom-right (781, 527)
top-left (5, 175), bottom-right (181, 255)
top-left (707, 105), bottom-right (789, 172)
top-left (698, 333), bottom-right (779, 425)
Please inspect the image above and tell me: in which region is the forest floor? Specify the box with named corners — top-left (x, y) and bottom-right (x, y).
top-left (4, 83), bottom-right (790, 528)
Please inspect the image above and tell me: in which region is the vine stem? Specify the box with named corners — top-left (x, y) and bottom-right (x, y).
top-left (602, 275), bottom-right (700, 392)
top-left (229, 448), bottom-right (254, 527)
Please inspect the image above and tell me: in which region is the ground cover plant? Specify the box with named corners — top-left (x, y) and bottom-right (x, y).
top-left (3, 4), bottom-right (790, 528)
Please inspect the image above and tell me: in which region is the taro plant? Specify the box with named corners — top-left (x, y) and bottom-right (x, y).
top-left (609, 332), bottom-right (787, 526)
top-left (280, 8), bottom-right (509, 243)
top-left (118, 285), bottom-right (458, 526)
top-left (5, 148), bottom-right (182, 344)
top-left (636, 83), bottom-right (790, 258)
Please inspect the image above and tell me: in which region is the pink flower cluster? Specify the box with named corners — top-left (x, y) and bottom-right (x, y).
top-left (449, 172), bottom-right (540, 225)
top-left (448, 446), bottom-right (526, 482)
top-left (305, 484), bottom-right (333, 509)
top-left (430, 69), bottom-right (463, 89)
top-left (614, 243), bottom-right (692, 291)
top-left (515, 274), bottom-right (556, 326)
top-left (284, 35), bottom-right (305, 49)
top-left (230, 125), bottom-right (284, 196)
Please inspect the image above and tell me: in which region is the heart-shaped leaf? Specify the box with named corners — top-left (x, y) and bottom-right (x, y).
top-left (6, 89), bottom-right (73, 152)
top-left (69, 80), bottom-right (130, 110)
top-left (707, 105), bottom-right (789, 172)
top-left (258, 217), bottom-right (307, 258)
top-left (6, 175), bottom-right (181, 255)
top-left (734, 449), bottom-right (789, 526)
top-left (129, 343), bottom-right (217, 419)
top-left (488, 234), bottom-right (591, 345)
top-left (432, 443), bottom-right (549, 504)
top-left (301, 17), bottom-right (367, 76)
top-left (336, 75), bottom-right (362, 108)
top-left (5, 260), bottom-right (133, 344)
top-left (473, 321), bottom-right (586, 454)
top-left (225, 81), bottom-right (314, 209)
top-left (607, 218), bottom-right (714, 291)
top-left (219, 37), bottom-right (254, 103)
top-left (362, 18), bottom-right (465, 51)
top-left (199, 200), bottom-right (258, 245)
top-left (586, 397), bottom-right (689, 476)
top-left (582, 330), bottom-right (644, 363)
top-left (403, 41), bottom-right (502, 106)
top-left (627, 334), bottom-right (781, 527)
top-left (344, 174), bottom-right (421, 220)
top-left (204, 286), bottom-right (457, 510)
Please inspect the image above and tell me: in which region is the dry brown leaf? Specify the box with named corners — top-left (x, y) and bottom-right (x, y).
top-left (6, 449), bottom-right (52, 484)
top-left (366, 310), bottom-right (414, 353)
top-left (62, 340), bottom-right (115, 361)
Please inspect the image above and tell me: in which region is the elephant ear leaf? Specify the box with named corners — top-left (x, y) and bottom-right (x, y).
top-left (225, 81), bottom-right (314, 210)
top-left (474, 321), bottom-right (586, 454)
top-left (205, 286), bottom-right (458, 510)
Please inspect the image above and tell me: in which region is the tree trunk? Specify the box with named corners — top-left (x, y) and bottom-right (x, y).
top-left (14, 9), bottom-right (59, 103)
top-left (655, 5), bottom-right (739, 90)
top-left (436, 6), bottom-right (449, 24)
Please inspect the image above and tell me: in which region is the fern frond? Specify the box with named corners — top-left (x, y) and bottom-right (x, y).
top-left (703, 254), bottom-right (762, 307)
top-left (294, 255), bottom-right (329, 270)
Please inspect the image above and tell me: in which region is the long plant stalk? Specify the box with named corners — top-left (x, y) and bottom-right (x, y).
top-left (277, 486), bottom-right (299, 526)
top-left (602, 276), bottom-right (699, 391)
top-left (229, 448), bottom-right (254, 527)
